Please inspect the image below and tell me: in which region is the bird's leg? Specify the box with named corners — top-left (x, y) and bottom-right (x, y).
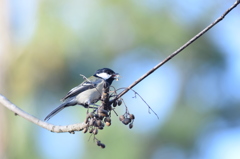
top-left (87, 104), bottom-right (99, 110)
top-left (91, 103), bottom-right (100, 107)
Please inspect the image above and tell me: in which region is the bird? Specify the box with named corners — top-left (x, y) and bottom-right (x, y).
top-left (44, 68), bottom-right (119, 121)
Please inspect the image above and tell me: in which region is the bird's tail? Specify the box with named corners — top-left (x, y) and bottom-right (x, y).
top-left (44, 101), bottom-right (76, 121)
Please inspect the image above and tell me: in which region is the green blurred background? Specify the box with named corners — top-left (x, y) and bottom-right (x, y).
top-left (0, 0), bottom-right (240, 159)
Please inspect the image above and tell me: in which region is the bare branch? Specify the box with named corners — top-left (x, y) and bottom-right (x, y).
top-left (111, 0), bottom-right (240, 102)
top-left (0, 94), bottom-right (88, 133)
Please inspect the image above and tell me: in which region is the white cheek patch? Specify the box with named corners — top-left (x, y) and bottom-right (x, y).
top-left (96, 73), bottom-right (112, 80)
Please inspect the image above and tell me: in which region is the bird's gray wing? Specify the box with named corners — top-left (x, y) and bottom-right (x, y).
top-left (61, 78), bottom-right (103, 101)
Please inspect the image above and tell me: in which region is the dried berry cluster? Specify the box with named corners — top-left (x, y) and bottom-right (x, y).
top-left (83, 107), bottom-right (111, 135)
top-left (80, 82), bottom-right (140, 149)
top-left (119, 113), bottom-right (135, 129)
top-left (81, 106), bottom-right (113, 148)
top-left (80, 96), bottom-right (137, 149)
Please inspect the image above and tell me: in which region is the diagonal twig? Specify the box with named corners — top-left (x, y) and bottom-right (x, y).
top-left (111, 0), bottom-right (240, 102)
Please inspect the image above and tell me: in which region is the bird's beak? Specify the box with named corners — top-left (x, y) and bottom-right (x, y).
top-left (112, 73), bottom-right (120, 81)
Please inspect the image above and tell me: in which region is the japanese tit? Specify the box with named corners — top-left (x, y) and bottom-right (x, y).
top-left (44, 68), bottom-right (119, 121)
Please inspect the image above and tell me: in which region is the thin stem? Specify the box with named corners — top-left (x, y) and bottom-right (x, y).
top-left (113, 0), bottom-right (240, 101)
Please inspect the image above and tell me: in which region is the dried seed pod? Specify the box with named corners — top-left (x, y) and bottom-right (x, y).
top-left (100, 143), bottom-right (106, 149)
top-left (83, 127), bottom-right (88, 133)
top-left (119, 115), bottom-right (125, 121)
top-left (98, 112), bottom-right (108, 118)
top-left (104, 117), bottom-right (111, 123)
top-left (94, 114), bottom-right (99, 119)
top-left (117, 99), bottom-right (122, 106)
top-left (106, 122), bottom-right (111, 126)
top-left (99, 115), bottom-right (105, 120)
top-left (98, 112), bottom-right (108, 117)
top-left (97, 109), bottom-right (108, 117)
top-left (89, 118), bottom-right (95, 126)
top-left (96, 120), bottom-right (102, 127)
top-left (129, 114), bottom-right (135, 120)
top-left (129, 123), bottom-right (133, 129)
top-left (89, 128), bottom-right (94, 133)
top-left (98, 126), bottom-right (104, 130)
top-left (93, 128), bottom-right (98, 135)
top-left (112, 100), bottom-right (117, 107)
top-left (122, 118), bottom-right (131, 125)
top-left (96, 140), bottom-right (101, 146)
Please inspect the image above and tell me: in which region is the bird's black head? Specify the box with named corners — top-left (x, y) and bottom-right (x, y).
top-left (94, 68), bottom-right (119, 85)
